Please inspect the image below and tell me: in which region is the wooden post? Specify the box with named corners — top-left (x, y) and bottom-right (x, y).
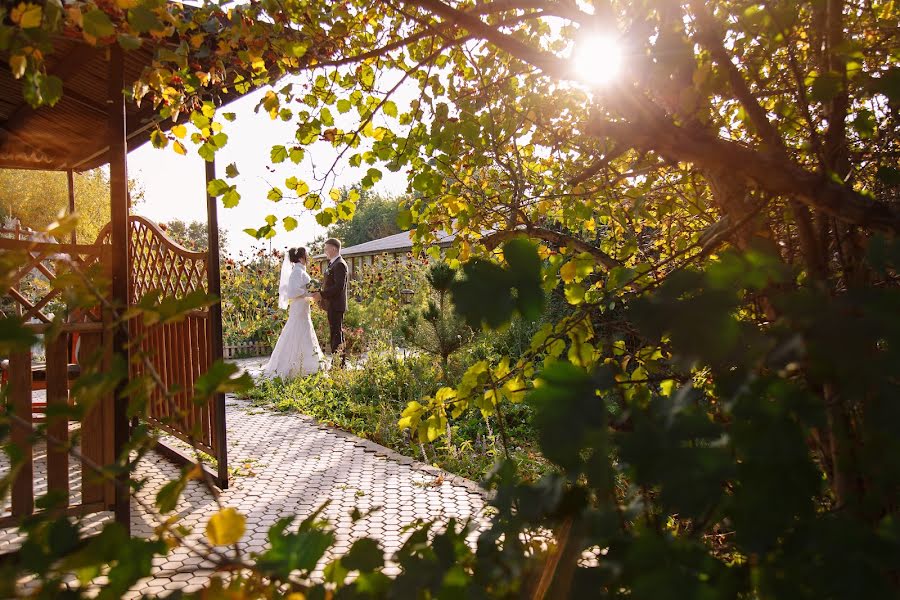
top-left (108, 45), bottom-right (131, 530)
top-left (9, 351), bottom-right (33, 518)
top-left (66, 169), bottom-right (76, 245)
top-left (205, 158), bottom-right (228, 489)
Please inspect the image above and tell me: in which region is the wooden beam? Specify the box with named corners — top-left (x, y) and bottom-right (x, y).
top-left (205, 158), bottom-right (229, 490)
top-left (107, 44), bottom-right (131, 532)
top-left (63, 88), bottom-right (107, 117)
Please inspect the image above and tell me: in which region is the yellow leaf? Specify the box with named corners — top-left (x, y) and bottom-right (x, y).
top-left (171, 124), bottom-right (187, 139)
top-left (173, 141), bottom-right (187, 155)
top-left (12, 3), bottom-right (42, 29)
top-left (116, 0), bottom-right (138, 7)
top-left (206, 507), bottom-right (245, 546)
top-left (560, 260), bottom-right (577, 284)
top-left (66, 6), bottom-right (83, 27)
top-left (9, 55), bottom-right (27, 79)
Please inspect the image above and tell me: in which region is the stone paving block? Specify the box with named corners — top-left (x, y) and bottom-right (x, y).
top-left (1, 357), bottom-right (490, 595)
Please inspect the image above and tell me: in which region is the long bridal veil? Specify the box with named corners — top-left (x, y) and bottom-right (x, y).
top-left (277, 255), bottom-right (293, 310)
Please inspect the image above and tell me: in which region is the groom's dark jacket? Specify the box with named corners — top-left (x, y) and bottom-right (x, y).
top-left (321, 256), bottom-right (349, 313)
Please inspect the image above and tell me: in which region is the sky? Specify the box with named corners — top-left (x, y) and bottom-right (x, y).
top-left (128, 83), bottom-right (410, 257)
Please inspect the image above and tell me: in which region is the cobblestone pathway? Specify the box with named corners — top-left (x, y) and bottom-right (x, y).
top-left (1, 358), bottom-right (488, 596)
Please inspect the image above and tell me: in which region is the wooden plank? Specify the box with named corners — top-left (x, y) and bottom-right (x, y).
top-left (45, 334), bottom-right (70, 507)
top-left (197, 317), bottom-right (209, 447)
top-left (9, 351), bottom-right (33, 517)
top-left (0, 238), bottom-right (106, 255)
top-left (171, 322), bottom-right (183, 430)
top-left (78, 331), bottom-right (105, 506)
top-left (24, 321), bottom-right (104, 334)
top-left (191, 316), bottom-right (204, 444)
top-left (0, 502), bottom-right (107, 530)
top-left (155, 322), bottom-right (167, 420)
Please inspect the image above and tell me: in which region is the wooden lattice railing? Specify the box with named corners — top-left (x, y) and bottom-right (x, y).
top-left (0, 232), bottom-right (115, 528)
top-left (1, 215), bottom-right (226, 529)
top-left (98, 216), bottom-right (220, 457)
top-left (1, 226), bottom-right (107, 324)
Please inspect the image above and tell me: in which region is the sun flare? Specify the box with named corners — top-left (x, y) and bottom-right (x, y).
top-left (573, 33), bottom-right (623, 86)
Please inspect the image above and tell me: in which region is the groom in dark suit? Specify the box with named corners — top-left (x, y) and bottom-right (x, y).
top-left (314, 238), bottom-right (348, 367)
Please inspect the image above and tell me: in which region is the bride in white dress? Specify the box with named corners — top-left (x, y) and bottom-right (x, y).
top-left (263, 247), bottom-right (324, 379)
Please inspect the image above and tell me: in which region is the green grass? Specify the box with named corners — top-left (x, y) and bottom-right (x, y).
top-left (241, 349), bottom-right (550, 484)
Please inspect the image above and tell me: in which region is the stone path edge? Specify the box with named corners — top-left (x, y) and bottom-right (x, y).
top-left (238, 397), bottom-right (491, 501)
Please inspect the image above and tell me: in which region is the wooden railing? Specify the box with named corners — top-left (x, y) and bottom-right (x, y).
top-left (99, 217), bottom-right (224, 466)
top-left (223, 342), bottom-right (272, 359)
top-left (0, 321), bottom-right (115, 529)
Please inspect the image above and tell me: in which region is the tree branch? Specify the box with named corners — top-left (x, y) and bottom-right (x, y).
top-left (589, 109), bottom-right (900, 235)
top-left (688, 1), bottom-right (784, 151)
top-left (481, 225), bottom-right (623, 269)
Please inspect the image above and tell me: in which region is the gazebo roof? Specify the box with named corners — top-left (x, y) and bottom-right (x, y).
top-left (0, 38), bottom-right (239, 171)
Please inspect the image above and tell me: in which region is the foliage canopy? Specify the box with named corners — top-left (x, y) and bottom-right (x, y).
top-left (2, 0), bottom-right (900, 597)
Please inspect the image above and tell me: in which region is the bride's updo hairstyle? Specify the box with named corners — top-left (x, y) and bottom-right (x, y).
top-left (288, 247), bottom-right (308, 264)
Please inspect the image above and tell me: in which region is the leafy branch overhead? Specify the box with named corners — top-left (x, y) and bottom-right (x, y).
top-left (4, 0), bottom-right (900, 597)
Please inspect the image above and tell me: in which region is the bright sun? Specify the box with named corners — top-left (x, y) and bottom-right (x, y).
top-left (573, 33), bottom-right (623, 86)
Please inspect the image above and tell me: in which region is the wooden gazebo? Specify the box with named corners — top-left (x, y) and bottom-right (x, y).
top-left (1, 41), bottom-right (238, 536)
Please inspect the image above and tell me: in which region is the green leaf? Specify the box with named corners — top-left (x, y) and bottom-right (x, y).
top-left (37, 74), bottom-right (63, 106)
top-left (876, 166), bottom-right (900, 186)
top-left (83, 9), bottom-right (115, 39)
top-left (315, 208), bottom-right (336, 227)
top-left (359, 64), bottom-right (375, 87)
top-left (528, 362), bottom-right (611, 475)
top-left (289, 147), bottom-right (305, 164)
top-left (342, 538), bottom-right (384, 572)
top-left (396, 209), bottom-right (413, 229)
top-left (156, 471), bottom-right (189, 513)
top-left (337, 200), bottom-right (356, 220)
top-left (304, 193), bottom-right (322, 210)
top-left (283, 216), bottom-right (298, 231)
top-left (267, 187), bottom-right (283, 202)
top-left (270, 145), bottom-right (288, 163)
top-left (383, 100), bottom-right (398, 118)
top-left (127, 6), bottom-right (162, 33)
top-left (198, 142), bottom-right (216, 162)
top-left (192, 360), bottom-right (253, 402)
top-left (0, 317), bottom-right (38, 353)
top-left (150, 129), bottom-right (168, 149)
top-left (206, 179), bottom-right (230, 197)
top-left (222, 188), bottom-right (241, 208)
top-left (116, 33), bottom-right (142, 50)
top-left (225, 163), bottom-right (239, 178)
top-left (256, 510), bottom-right (336, 579)
top-left (336, 99), bottom-right (352, 113)
top-left (810, 71), bottom-right (844, 102)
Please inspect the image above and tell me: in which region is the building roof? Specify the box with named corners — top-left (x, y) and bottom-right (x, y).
top-left (319, 229), bottom-right (456, 259)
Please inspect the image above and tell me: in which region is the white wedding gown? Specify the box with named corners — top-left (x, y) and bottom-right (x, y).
top-left (263, 263), bottom-right (323, 379)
